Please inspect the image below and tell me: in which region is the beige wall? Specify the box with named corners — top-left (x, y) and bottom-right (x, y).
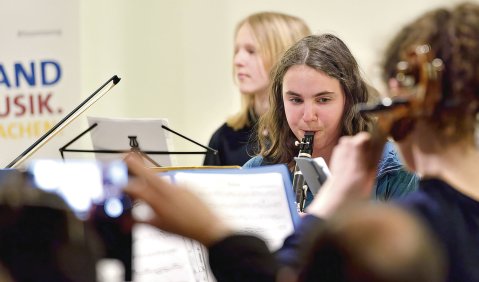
top-left (80, 0), bottom-right (473, 166)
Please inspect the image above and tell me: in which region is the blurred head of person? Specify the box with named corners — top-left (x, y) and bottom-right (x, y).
top-left (0, 170), bottom-right (101, 281)
top-left (381, 2), bottom-right (479, 170)
top-left (299, 203), bottom-right (446, 282)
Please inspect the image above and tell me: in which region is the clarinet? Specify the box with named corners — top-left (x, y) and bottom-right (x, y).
top-left (292, 131), bottom-right (314, 212)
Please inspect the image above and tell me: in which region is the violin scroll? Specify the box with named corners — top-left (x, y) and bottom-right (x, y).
top-left (359, 44), bottom-right (444, 142)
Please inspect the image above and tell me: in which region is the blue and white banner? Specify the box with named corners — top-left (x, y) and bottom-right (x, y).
top-left (0, 0), bottom-right (80, 167)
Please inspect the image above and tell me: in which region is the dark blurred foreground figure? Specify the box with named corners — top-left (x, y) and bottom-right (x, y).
top-left (0, 169), bottom-right (133, 281)
top-left (0, 170), bottom-right (99, 281)
top-left (298, 204), bottom-right (445, 282)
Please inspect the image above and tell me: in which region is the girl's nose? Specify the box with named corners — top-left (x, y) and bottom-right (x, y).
top-left (302, 102), bottom-right (318, 122)
top-left (234, 50), bottom-right (246, 67)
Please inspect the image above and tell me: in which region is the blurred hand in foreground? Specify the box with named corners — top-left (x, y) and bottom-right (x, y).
top-left (124, 155), bottom-right (232, 247)
top-left (307, 132), bottom-right (378, 218)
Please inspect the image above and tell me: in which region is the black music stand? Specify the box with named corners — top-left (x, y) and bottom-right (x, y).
top-left (59, 120), bottom-right (217, 167)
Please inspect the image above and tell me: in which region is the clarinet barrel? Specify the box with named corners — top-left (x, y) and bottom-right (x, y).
top-left (292, 131), bottom-right (314, 212)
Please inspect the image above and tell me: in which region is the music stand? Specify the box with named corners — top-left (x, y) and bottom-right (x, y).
top-left (59, 117), bottom-right (217, 167)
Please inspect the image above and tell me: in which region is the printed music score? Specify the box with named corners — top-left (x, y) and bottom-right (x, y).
top-left (133, 223), bottom-right (211, 282)
top-left (175, 171), bottom-right (295, 251)
top-left (133, 165), bottom-right (298, 282)
top-left (132, 200), bottom-right (213, 282)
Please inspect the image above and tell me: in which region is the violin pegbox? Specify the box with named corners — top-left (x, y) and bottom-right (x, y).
top-left (395, 44), bottom-right (444, 117)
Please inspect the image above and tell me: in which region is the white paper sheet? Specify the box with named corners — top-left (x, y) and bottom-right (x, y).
top-left (87, 116), bottom-right (174, 166)
top-left (175, 172), bottom-right (295, 251)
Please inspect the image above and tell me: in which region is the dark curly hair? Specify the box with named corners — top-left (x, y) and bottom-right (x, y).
top-left (382, 2), bottom-right (479, 145)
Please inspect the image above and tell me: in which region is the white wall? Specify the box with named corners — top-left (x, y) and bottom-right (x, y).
top-left (80, 0), bottom-right (474, 166)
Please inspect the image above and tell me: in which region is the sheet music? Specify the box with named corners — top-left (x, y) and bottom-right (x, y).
top-left (133, 168), bottom-right (294, 282)
top-left (175, 172), bottom-right (295, 251)
top-left (133, 203), bottom-right (212, 282)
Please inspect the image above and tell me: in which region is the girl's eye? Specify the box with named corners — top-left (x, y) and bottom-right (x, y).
top-left (289, 97), bottom-right (303, 104)
top-left (317, 97), bottom-right (331, 103)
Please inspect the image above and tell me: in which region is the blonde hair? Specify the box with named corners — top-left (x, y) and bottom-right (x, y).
top-left (226, 12), bottom-right (311, 130)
